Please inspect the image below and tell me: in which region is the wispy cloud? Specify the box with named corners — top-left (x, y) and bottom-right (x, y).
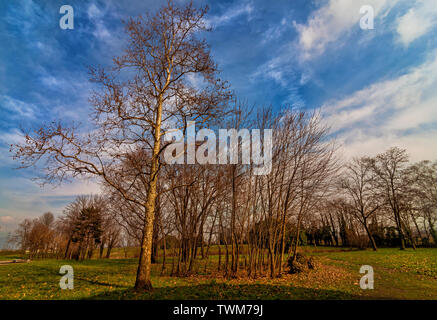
top-left (0, 128), bottom-right (23, 145)
top-left (396, 0), bottom-right (437, 47)
top-left (322, 50), bottom-right (437, 161)
top-left (294, 0), bottom-right (399, 60)
top-left (4, 0), bottom-right (49, 36)
top-left (206, 1), bottom-right (254, 28)
top-left (86, 2), bottom-right (115, 42)
top-left (250, 55), bottom-right (306, 109)
top-left (0, 177), bottom-right (101, 223)
top-left (261, 17), bottom-right (290, 44)
top-left (0, 215), bottom-right (17, 235)
top-left (0, 95), bottom-right (37, 119)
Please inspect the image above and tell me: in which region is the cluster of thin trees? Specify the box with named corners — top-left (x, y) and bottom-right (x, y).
top-left (10, 196), bottom-right (122, 260)
top-left (9, 1), bottom-right (437, 290)
top-left (323, 150), bottom-right (437, 252)
top-left (100, 107), bottom-right (339, 279)
top-left (280, 150), bottom-right (437, 255)
top-left (9, 212), bottom-right (60, 259)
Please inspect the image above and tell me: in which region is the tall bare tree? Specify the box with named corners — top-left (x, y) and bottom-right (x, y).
top-left (339, 157), bottom-right (381, 251)
top-left (369, 147), bottom-right (410, 250)
top-left (408, 160), bottom-right (437, 245)
top-left (11, 1), bottom-right (231, 290)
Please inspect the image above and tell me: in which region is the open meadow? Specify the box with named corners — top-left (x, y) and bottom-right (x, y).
top-left (1, 247), bottom-right (435, 300)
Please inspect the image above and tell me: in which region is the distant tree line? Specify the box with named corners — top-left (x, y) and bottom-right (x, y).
top-left (9, 195), bottom-right (122, 260)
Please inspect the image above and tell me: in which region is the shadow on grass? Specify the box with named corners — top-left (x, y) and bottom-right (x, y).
top-left (83, 283), bottom-right (364, 300)
top-left (74, 277), bottom-right (128, 289)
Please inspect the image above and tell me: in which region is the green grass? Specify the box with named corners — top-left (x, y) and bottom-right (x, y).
top-left (302, 247), bottom-right (437, 299)
top-left (0, 247), bottom-right (436, 300)
top-left (0, 250), bottom-right (27, 261)
top-left (304, 247), bottom-right (437, 277)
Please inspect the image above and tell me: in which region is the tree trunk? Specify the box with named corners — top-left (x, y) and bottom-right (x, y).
top-left (99, 241), bottom-right (105, 259)
top-left (218, 243), bottom-right (221, 272)
top-left (428, 217), bottom-right (437, 246)
top-left (268, 242), bottom-right (275, 278)
top-left (394, 209), bottom-right (406, 250)
top-left (105, 244), bottom-right (113, 259)
top-left (291, 216), bottom-right (302, 264)
top-left (161, 235), bottom-right (166, 275)
top-left (134, 95), bottom-right (163, 291)
top-left (64, 238), bottom-right (71, 259)
top-left (363, 222), bottom-right (377, 251)
top-left (411, 213), bottom-right (422, 240)
top-left (87, 246), bottom-right (94, 260)
top-left (278, 211), bottom-right (287, 275)
top-left (135, 198), bottom-right (157, 290)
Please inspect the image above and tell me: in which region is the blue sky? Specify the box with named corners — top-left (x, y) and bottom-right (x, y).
top-left (1, 0), bottom-right (437, 235)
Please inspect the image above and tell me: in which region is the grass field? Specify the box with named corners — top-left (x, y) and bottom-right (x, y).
top-left (0, 247), bottom-right (436, 300)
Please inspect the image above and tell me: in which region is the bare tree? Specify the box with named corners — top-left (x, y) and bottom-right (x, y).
top-left (61, 195), bottom-right (106, 261)
top-left (339, 157), bottom-right (381, 250)
top-left (408, 160), bottom-right (437, 245)
top-left (9, 212), bottom-right (56, 259)
top-left (369, 147), bottom-right (410, 250)
top-left (11, 1), bottom-right (231, 290)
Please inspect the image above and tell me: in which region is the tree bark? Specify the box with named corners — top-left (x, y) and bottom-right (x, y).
top-left (363, 221), bottom-right (377, 251)
top-left (134, 95), bottom-right (163, 291)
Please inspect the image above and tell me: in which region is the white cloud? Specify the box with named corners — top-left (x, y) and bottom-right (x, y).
top-left (0, 128), bottom-right (24, 145)
top-left (0, 129), bottom-right (25, 169)
top-left (41, 76), bottom-right (62, 88)
top-left (93, 23), bottom-right (112, 41)
top-left (322, 50), bottom-right (437, 162)
top-left (41, 179), bottom-right (101, 198)
top-left (85, 2), bottom-right (114, 42)
top-left (396, 0), bottom-right (437, 47)
top-left (251, 57), bottom-right (289, 86)
top-left (87, 3), bottom-right (104, 19)
top-left (5, 0), bottom-right (48, 36)
top-left (0, 95), bottom-right (37, 118)
top-left (206, 1), bottom-right (254, 28)
top-left (0, 215), bottom-right (17, 234)
top-left (0, 177), bottom-right (101, 223)
top-left (1, 177), bottom-right (101, 199)
top-left (261, 18), bottom-right (289, 44)
top-left (295, 0), bottom-right (399, 60)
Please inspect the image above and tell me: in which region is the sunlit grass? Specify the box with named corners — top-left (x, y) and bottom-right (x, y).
top-left (0, 247), bottom-right (435, 300)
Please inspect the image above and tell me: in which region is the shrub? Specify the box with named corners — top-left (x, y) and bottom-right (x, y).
top-left (287, 253), bottom-right (318, 274)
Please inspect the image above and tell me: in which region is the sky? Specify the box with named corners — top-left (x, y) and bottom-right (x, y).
top-left (1, 0), bottom-right (437, 238)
